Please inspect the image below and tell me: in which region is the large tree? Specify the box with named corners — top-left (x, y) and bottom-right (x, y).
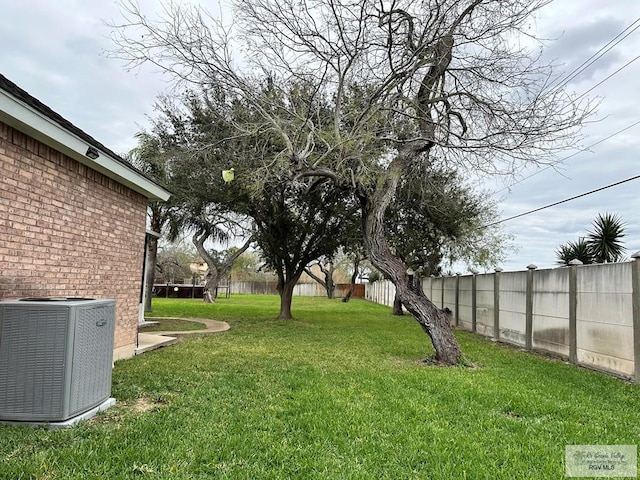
top-left (111, 0), bottom-right (592, 364)
top-left (190, 220), bottom-right (253, 303)
top-left (140, 90), bottom-right (256, 303)
top-left (250, 178), bottom-right (352, 318)
top-left (143, 85), bottom-right (355, 317)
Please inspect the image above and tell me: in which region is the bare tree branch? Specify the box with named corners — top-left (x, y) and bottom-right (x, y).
top-left (108, 0), bottom-right (595, 364)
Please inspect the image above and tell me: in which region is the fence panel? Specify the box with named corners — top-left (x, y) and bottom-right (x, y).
top-left (577, 263), bottom-right (634, 376)
top-left (475, 274), bottom-right (494, 337)
top-left (498, 271), bottom-right (527, 347)
top-left (365, 280), bottom-right (396, 307)
top-left (431, 278), bottom-right (443, 308)
top-left (442, 277), bottom-right (457, 313)
top-left (458, 276), bottom-right (474, 330)
top-left (532, 267), bottom-right (570, 357)
top-left (422, 277), bottom-right (432, 300)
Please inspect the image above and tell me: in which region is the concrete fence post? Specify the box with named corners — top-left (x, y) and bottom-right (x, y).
top-left (455, 273), bottom-right (461, 327)
top-left (632, 251), bottom-right (640, 382)
top-left (440, 276), bottom-right (445, 309)
top-left (525, 264), bottom-right (538, 350)
top-left (568, 259), bottom-right (582, 364)
top-left (472, 273), bottom-right (477, 333)
top-left (493, 268), bottom-right (502, 340)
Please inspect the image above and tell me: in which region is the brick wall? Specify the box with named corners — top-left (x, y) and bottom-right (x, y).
top-left (0, 121), bottom-right (148, 356)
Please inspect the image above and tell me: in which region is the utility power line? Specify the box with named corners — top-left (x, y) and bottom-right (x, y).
top-left (547, 17), bottom-right (640, 93)
top-left (496, 51), bottom-right (640, 194)
top-left (573, 54), bottom-right (640, 103)
top-left (483, 17), bottom-right (640, 229)
top-left (495, 119), bottom-right (640, 194)
top-left (485, 173), bottom-right (640, 228)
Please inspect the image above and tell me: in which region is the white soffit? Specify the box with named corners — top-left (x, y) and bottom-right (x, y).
top-left (0, 89), bottom-right (170, 202)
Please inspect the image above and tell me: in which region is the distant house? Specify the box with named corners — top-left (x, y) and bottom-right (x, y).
top-left (0, 73), bottom-right (171, 361)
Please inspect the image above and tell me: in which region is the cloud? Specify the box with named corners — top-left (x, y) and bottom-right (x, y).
top-left (0, 0), bottom-right (170, 153)
top-left (543, 17), bottom-right (625, 85)
top-left (1, 0), bottom-right (638, 273)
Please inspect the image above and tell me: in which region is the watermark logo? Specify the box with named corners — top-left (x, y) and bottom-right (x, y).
top-left (566, 445), bottom-right (637, 477)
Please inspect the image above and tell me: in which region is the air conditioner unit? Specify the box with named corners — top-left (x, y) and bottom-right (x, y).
top-left (0, 297), bottom-right (116, 422)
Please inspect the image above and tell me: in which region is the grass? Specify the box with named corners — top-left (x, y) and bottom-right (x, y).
top-left (141, 318), bottom-right (206, 332)
top-left (1, 295), bottom-right (639, 479)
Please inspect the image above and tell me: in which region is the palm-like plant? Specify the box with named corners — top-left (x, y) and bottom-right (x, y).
top-left (587, 213), bottom-right (626, 263)
top-left (555, 238), bottom-right (593, 266)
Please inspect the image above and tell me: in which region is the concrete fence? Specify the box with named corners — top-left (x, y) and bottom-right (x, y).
top-left (365, 254), bottom-right (640, 381)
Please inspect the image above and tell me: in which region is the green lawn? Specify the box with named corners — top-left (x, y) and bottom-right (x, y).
top-left (1, 296), bottom-right (638, 479)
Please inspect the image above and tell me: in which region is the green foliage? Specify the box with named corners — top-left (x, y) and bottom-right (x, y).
top-left (230, 251), bottom-right (277, 282)
top-left (2, 296), bottom-right (639, 479)
top-left (555, 238), bottom-right (593, 266)
top-left (144, 85), bottom-right (360, 315)
top-left (588, 213), bottom-right (626, 263)
top-left (250, 179), bottom-right (356, 284)
top-left (367, 270), bottom-right (382, 283)
top-left (126, 132), bottom-right (177, 231)
top-left (556, 213), bottom-right (626, 265)
top-left (387, 162), bottom-right (512, 275)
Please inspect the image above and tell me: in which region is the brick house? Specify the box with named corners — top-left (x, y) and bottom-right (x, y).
top-left (0, 73), bottom-right (170, 361)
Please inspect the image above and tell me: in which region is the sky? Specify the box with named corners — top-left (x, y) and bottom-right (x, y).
top-left (1, 0), bottom-right (639, 273)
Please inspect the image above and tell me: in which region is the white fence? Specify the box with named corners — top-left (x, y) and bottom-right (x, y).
top-left (230, 281), bottom-right (364, 298)
top-left (366, 257), bottom-right (640, 381)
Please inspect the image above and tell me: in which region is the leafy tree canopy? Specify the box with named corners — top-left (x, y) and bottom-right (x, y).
top-left (387, 161), bottom-right (512, 276)
top-left (111, 0), bottom-right (594, 363)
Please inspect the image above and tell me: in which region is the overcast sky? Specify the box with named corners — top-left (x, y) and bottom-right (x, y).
top-left (1, 0), bottom-right (639, 273)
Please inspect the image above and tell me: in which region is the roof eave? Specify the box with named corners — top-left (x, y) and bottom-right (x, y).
top-left (0, 89), bottom-right (171, 202)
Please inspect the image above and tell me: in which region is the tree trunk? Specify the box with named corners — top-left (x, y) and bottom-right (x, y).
top-left (203, 270), bottom-right (218, 303)
top-left (325, 263), bottom-right (335, 299)
top-left (278, 280), bottom-right (295, 319)
top-left (397, 283), bottom-right (461, 364)
top-left (193, 231), bottom-right (220, 304)
top-left (392, 291), bottom-right (404, 315)
top-left (218, 236), bottom-right (254, 280)
top-left (326, 279), bottom-right (335, 299)
top-left (411, 274), bottom-right (424, 294)
top-left (304, 262), bottom-right (335, 299)
top-left (144, 233), bottom-right (158, 312)
top-left (276, 269), bottom-right (303, 319)
top-left (342, 258), bottom-right (360, 303)
top-left (360, 149), bottom-right (463, 365)
top-left (144, 210), bottom-right (163, 312)
top-left (393, 268), bottom-right (418, 315)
